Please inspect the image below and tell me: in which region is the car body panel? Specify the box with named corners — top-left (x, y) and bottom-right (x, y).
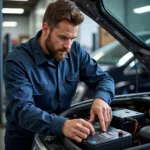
top-left (72, 0), bottom-right (150, 71)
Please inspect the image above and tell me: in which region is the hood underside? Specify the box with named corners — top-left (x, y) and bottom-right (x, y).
top-left (73, 0), bottom-right (150, 71)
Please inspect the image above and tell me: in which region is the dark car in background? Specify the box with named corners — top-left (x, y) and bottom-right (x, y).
top-left (74, 32), bottom-right (150, 103)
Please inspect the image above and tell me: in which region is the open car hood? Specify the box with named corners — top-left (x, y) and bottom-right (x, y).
top-left (72, 0), bottom-right (150, 71)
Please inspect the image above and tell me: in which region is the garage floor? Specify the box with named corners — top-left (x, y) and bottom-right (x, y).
top-left (0, 127), bottom-right (5, 150)
top-left (0, 88), bottom-right (6, 150)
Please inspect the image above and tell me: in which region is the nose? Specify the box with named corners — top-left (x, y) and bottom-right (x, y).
top-left (63, 39), bottom-right (72, 50)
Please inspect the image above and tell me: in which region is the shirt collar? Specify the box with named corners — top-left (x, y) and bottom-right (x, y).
top-left (32, 30), bottom-right (48, 65)
top-left (32, 30), bottom-right (69, 66)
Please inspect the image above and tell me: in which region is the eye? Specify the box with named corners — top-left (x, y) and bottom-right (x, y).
top-left (72, 37), bottom-right (76, 41)
top-left (59, 36), bottom-right (68, 40)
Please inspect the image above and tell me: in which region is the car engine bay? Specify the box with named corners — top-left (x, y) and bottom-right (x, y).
top-left (33, 96), bottom-right (150, 150)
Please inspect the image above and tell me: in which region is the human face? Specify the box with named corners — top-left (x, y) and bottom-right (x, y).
top-left (45, 20), bottom-right (78, 61)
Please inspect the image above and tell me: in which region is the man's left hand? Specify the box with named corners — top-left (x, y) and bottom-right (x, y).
top-left (88, 98), bottom-right (112, 132)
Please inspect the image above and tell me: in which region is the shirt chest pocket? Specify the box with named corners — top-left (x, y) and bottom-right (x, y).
top-left (66, 72), bottom-right (79, 82)
top-left (64, 72), bottom-right (79, 94)
top-left (33, 83), bottom-right (54, 109)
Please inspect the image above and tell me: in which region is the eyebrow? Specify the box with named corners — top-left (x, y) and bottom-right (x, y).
top-left (58, 35), bottom-right (77, 40)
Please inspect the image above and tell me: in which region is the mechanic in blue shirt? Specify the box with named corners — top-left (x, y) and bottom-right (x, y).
top-left (3, 0), bottom-right (115, 150)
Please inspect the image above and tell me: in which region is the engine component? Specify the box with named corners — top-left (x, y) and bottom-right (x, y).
top-left (111, 109), bottom-right (144, 133)
top-left (137, 125), bottom-right (150, 143)
top-left (63, 125), bottom-right (132, 150)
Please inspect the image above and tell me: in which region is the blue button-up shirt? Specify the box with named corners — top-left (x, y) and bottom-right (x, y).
top-left (3, 30), bottom-right (114, 137)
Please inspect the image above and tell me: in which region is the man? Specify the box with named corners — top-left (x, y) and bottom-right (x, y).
top-left (3, 0), bottom-right (115, 150)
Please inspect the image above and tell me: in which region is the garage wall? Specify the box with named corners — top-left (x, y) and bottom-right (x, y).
top-left (79, 13), bottom-right (99, 52)
top-left (2, 15), bottom-right (29, 40)
top-left (2, 0), bottom-right (127, 52)
top-left (29, 0), bottom-right (52, 37)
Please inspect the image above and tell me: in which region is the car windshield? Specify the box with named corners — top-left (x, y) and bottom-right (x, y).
top-left (102, 0), bottom-right (150, 47)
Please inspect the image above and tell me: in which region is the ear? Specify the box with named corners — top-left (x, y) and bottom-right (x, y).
top-left (42, 22), bottom-right (50, 37)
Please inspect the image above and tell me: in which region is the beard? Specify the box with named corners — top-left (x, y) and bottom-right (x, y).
top-left (45, 33), bottom-right (69, 61)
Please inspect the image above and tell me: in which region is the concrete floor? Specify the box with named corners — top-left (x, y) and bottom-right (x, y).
top-left (0, 104), bottom-right (6, 150)
top-left (0, 83), bottom-right (6, 150)
top-left (0, 127), bottom-right (5, 150)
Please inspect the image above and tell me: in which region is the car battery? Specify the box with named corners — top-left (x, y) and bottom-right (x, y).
top-left (111, 109), bottom-right (144, 133)
top-left (80, 125), bottom-right (132, 150)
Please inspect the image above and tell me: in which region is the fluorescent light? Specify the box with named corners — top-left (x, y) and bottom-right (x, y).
top-left (2, 8), bottom-right (24, 14)
top-left (133, 6), bottom-right (150, 14)
top-left (3, 21), bottom-right (18, 27)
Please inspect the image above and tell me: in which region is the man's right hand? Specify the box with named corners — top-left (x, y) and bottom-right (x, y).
top-left (62, 119), bottom-right (95, 143)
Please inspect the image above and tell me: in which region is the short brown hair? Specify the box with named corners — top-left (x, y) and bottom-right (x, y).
top-left (43, 0), bottom-right (84, 29)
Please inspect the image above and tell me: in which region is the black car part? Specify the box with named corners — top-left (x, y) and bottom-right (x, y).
top-left (32, 96), bottom-right (150, 150)
top-left (63, 126), bottom-right (132, 150)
